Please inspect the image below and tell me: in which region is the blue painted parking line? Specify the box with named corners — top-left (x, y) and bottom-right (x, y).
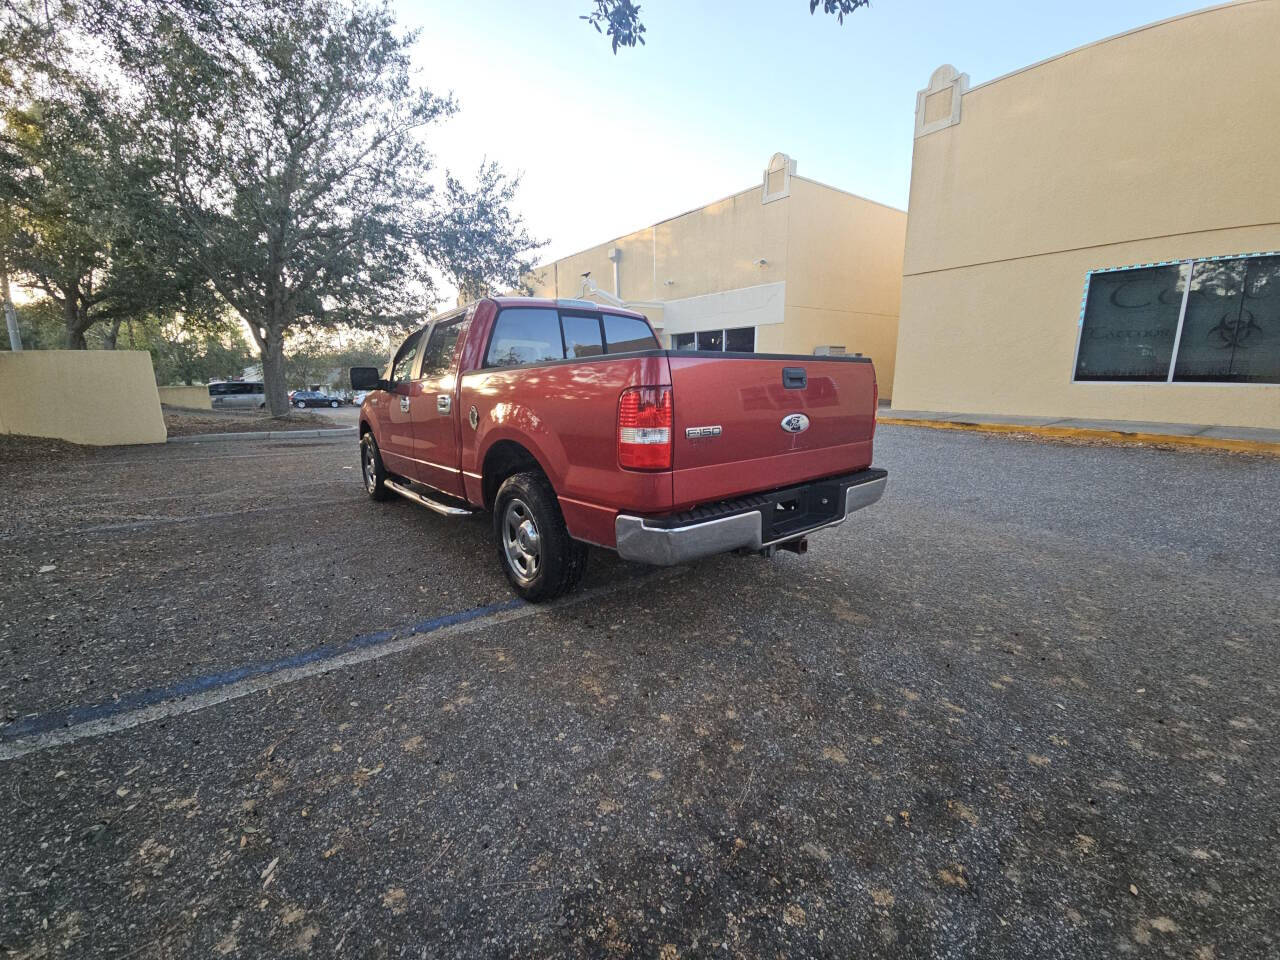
top-left (1, 598), bottom-right (524, 743)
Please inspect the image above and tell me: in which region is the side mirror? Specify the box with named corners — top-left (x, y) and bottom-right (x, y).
top-left (350, 366), bottom-right (383, 391)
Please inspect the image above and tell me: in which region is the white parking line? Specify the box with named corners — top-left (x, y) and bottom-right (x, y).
top-left (0, 570), bottom-right (676, 761)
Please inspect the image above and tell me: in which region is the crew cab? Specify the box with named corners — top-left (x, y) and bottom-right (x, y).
top-left (350, 297), bottom-right (886, 601)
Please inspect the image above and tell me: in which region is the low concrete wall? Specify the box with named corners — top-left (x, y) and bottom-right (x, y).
top-left (0, 350), bottom-right (167, 445)
top-left (157, 384), bottom-right (212, 409)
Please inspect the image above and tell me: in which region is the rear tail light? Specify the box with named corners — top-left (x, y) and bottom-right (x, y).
top-left (618, 386), bottom-right (673, 470)
top-left (872, 380), bottom-right (878, 438)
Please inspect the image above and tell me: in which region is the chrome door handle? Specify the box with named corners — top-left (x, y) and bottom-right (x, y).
top-left (437, 395), bottom-right (452, 414)
top-left (400, 396), bottom-right (410, 413)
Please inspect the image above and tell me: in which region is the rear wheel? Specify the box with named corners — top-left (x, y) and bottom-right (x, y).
top-left (295, 399), bottom-right (307, 409)
top-left (360, 432), bottom-right (392, 501)
top-left (493, 471), bottom-right (587, 602)
top-left (329, 399), bottom-right (339, 408)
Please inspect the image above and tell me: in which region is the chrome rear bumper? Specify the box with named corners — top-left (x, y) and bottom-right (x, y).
top-left (614, 469), bottom-right (887, 566)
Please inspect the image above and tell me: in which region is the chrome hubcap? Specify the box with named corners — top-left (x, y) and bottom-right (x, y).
top-left (502, 499), bottom-right (541, 584)
top-left (362, 445), bottom-right (377, 492)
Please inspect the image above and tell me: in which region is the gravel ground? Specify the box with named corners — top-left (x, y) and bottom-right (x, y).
top-left (0, 427), bottom-right (1276, 958)
top-left (0, 434), bottom-right (96, 467)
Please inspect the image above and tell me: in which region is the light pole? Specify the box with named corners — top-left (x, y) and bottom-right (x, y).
top-left (2, 270), bottom-right (22, 351)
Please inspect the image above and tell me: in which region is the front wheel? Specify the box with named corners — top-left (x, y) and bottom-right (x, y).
top-left (329, 399), bottom-right (339, 408)
top-left (295, 400), bottom-right (307, 409)
top-left (493, 471), bottom-right (587, 602)
top-left (360, 432), bottom-right (392, 501)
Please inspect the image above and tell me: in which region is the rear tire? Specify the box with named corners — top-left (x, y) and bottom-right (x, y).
top-left (329, 399), bottom-right (339, 408)
top-left (493, 471), bottom-right (588, 602)
top-left (360, 432), bottom-right (392, 501)
top-left (295, 400), bottom-right (307, 409)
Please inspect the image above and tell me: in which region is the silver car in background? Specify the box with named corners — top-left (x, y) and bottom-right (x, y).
top-left (208, 381), bottom-right (266, 409)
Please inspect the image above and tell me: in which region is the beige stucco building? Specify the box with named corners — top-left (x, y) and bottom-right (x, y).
top-left (526, 154), bottom-right (907, 398)
top-left (892, 0), bottom-right (1280, 429)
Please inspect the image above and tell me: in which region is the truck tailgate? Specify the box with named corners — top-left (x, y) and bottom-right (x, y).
top-left (668, 354), bottom-right (876, 509)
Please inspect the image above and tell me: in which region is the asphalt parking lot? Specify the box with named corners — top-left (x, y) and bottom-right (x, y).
top-left (1, 427), bottom-right (1277, 959)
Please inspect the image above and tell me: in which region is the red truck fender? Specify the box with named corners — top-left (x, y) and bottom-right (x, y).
top-left (468, 419), bottom-right (563, 508)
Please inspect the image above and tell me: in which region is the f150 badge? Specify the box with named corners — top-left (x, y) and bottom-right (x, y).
top-left (781, 413), bottom-right (810, 434)
top-left (686, 425), bottom-right (722, 440)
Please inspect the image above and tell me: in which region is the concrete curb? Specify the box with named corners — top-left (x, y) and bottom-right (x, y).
top-left (167, 427), bottom-right (356, 444)
top-left (879, 417), bottom-right (1280, 457)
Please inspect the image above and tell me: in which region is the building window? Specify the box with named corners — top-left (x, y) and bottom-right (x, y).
top-left (725, 327), bottom-right (755, 352)
top-left (1074, 264), bottom-right (1184, 381)
top-left (696, 329), bottom-right (724, 351)
top-left (672, 327), bottom-right (755, 353)
top-left (1074, 253), bottom-right (1280, 384)
top-left (1174, 255), bottom-right (1280, 383)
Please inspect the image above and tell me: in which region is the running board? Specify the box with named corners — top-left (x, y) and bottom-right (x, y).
top-left (384, 479), bottom-right (475, 517)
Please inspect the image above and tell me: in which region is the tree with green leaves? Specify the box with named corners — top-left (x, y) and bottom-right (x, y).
top-left (115, 311), bottom-right (256, 385)
top-left (2, 66), bottom-right (192, 347)
top-left (127, 0), bottom-right (543, 416)
top-left (582, 0), bottom-right (870, 52)
top-left (2, 0), bottom-right (70, 351)
top-left (436, 161), bottom-right (541, 303)
top-left (283, 328), bottom-right (390, 391)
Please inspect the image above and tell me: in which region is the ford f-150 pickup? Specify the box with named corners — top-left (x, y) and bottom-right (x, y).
top-left (350, 297), bottom-right (886, 601)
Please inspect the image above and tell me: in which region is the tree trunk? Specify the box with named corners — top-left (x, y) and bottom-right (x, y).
top-left (261, 327), bottom-right (289, 416)
top-left (103, 318), bottom-right (123, 349)
top-left (2, 270), bottom-right (22, 351)
top-left (63, 296), bottom-right (88, 349)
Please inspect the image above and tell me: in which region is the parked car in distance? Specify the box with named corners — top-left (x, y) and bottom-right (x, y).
top-left (352, 297), bottom-right (886, 602)
top-left (209, 380), bottom-right (266, 409)
top-left (290, 390), bottom-right (342, 409)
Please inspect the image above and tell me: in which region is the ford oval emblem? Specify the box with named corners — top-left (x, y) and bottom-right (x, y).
top-left (781, 413), bottom-right (810, 434)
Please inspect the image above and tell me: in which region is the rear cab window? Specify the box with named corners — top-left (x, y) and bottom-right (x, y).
top-left (561, 314), bottom-right (604, 358)
top-left (484, 307), bottom-right (657, 368)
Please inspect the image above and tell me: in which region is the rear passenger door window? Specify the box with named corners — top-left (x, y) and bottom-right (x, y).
top-left (485, 308), bottom-right (563, 367)
top-left (420, 318), bottom-right (464, 379)
top-left (390, 329), bottom-right (425, 383)
top-left (603, 314), bottom-right (658, 353)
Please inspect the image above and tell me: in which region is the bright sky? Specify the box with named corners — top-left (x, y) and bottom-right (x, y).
top-left (400, 0), bottom-right (1212, 266)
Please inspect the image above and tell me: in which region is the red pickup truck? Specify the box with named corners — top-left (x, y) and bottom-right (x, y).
top-left (350, 297), bottom-right (886, 601)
